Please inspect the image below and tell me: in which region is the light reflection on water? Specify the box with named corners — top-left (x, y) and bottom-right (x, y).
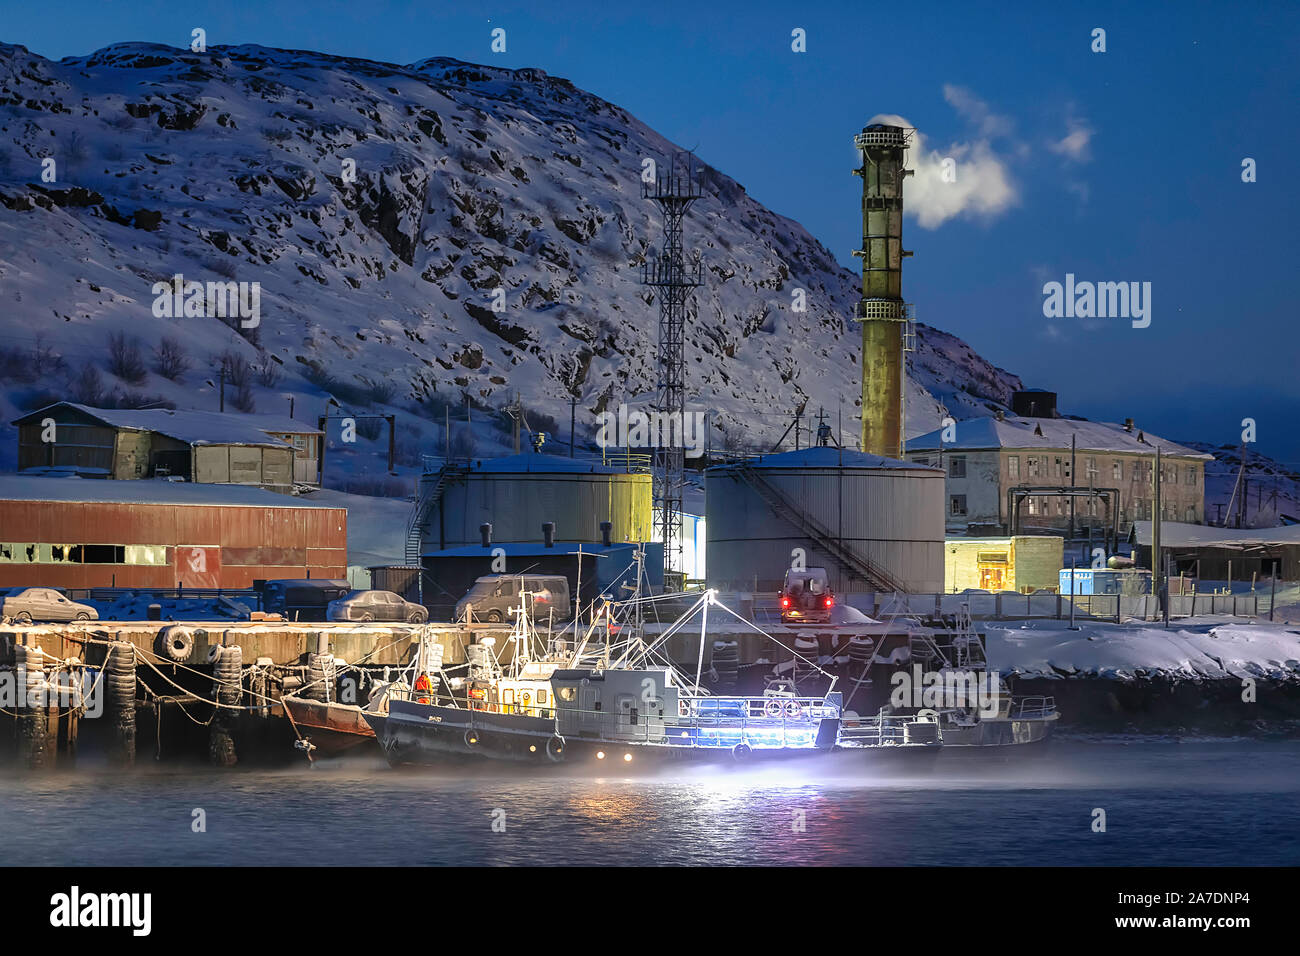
top-left (2, 741), bottom-right (1297, 866)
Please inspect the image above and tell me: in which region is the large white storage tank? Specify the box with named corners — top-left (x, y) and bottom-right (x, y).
top-left (419, 454), bottom-right (652, 550)
top-left (705, 447), bottom-right (944, 593)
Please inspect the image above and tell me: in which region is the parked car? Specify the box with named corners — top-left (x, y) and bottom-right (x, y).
top-left (258, 579), bottom-right (352, 622)
top-left (0, 587), bottom-right (98, 623)
top-left (455, 574), bottom-right (572, 624)
top-left (327, 589), bottom-right (428, 624)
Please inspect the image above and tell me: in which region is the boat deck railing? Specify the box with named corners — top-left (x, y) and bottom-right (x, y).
top-left (837, 712), bottom-right (927, 746)
top-left (1010, 696), bottom-right (1057, 719)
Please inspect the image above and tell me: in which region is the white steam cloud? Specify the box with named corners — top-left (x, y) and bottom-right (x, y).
top-left (869, 86), bottom-right (1019, 230)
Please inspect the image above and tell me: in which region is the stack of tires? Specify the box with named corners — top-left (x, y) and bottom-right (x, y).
top-left (711, 641), bottom-right (738, 689)
top-left (305, 652), bottom-right (337, 703)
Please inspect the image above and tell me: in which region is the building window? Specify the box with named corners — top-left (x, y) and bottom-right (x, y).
top-left (948, 456), bottom-right (966, 478)
top-left (0, 543), bottom-right (169, 565)
top-left (1027, 456), bottom-right (1040, 478)
top-left (1086, 457), bottom-right (1098, 481)
top-left (1186, 506), bottom-right (1196, 522)
top-left (1112, 460), bottom-right (1122, 480)
top-left (1007, 456), bottom-right (1019, 480)
top-left (950, 495), bottom-right (967, 516)
top-left (1027, 497), bottom-right (1038, 516)
top-left (1054, 457), bottom-right (1063, 478)
top-left (1186, 465), bottom-right (1196, 486)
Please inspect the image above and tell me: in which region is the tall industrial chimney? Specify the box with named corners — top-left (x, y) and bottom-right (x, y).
top-left (852, 124), bottom-right (912, 459)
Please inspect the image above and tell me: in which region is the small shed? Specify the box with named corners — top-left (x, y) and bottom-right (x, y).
top-left (945, 535), bottom-right (1064, 593)
top-left (13, 403), bottom-right (321, 493)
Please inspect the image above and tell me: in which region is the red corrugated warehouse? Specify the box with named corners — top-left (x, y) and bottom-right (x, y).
top-left (0, 476), bottom-right (347, 589)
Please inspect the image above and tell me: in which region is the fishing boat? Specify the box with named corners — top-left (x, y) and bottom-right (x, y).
top-left (365, 557), bottom-right (848, 767)
top-left (839, 603), bottom-right (1058, 750)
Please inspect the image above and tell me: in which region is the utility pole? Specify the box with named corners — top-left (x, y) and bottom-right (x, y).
top-left (218, 367), bottom-right (226, 412)
top-left (1152, 446), bottom-right (1163, 622)
top-left (569, 396), bottom-right (576, 458)
top-left (1069, 434), bottom-right (1077, 561)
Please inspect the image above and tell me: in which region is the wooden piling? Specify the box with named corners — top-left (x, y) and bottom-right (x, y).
top-left (209, 644), bottom-right (243, 767)
top-left (106, 642), bottom-right (137, 768)
top-left (16, 645), bottom-right (52, 770)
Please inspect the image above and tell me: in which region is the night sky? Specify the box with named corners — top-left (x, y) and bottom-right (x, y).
top-left (8, 1), bottom-right (1298, 462)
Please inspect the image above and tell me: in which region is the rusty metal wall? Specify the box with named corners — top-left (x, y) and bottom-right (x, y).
top-left (0, 500), bottom-right (347, 589)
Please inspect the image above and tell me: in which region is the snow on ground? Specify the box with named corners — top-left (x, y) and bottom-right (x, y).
top-left (987, 618), bottom-right (1300, 682)
top-left (300, 487), bottom-right (412, 567)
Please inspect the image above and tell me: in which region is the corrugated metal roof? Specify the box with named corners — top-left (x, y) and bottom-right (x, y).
top-left (906, 416), bottom-right (1211, 459)
top-left (706, 447), bottom-right (939, 472)
top-left (13, 402), bottom-right (321, 447)
top-left (0, 475), bottom-right (341, 509)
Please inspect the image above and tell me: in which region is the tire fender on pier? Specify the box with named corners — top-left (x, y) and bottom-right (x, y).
top-left (546, 736), bottom-right (565, 762)
top-left (157, 625), bottom-right (195, 663)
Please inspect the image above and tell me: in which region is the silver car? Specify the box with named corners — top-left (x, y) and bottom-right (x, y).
top-left (326, 589), bottom-right (427, 624)
top-left (1, 588), bottom-right (98, 623)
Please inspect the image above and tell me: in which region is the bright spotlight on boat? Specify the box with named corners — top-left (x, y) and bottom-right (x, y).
top-left (529, 745), bottom-right (536, 752)
top-left (596, 751), bottom-right (606, 760)
top-left (623, 753), bottom-right (632, 762)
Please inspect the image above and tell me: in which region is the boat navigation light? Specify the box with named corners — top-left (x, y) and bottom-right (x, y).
top-left (623, 753), bottom-right (632, 762)
top-left (596, 751), bottom-right (606, 759)
top-left (529, 745), bottom-right (537, 752)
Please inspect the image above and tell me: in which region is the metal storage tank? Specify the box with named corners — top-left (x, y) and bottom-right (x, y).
top-left (414, 454), bottom-right (652, 553)
top-left (705, 447), bottom-right (944, 593)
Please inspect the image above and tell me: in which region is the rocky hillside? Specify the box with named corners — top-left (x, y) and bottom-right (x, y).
top-left (0, 41), bottom-right (1021, 460)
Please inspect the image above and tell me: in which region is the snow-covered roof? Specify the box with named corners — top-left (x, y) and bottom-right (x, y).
top-left (0, 475), bottom-right (342, 509)
top-left (707, 447), bottom-right (939, 472)
top-left (1131, 520), bottom-right (1300, 549)
top-left (13, 403), bottom-right (321, 448)
top-left (456, 454), bottom-right (645, 475)
top-left (906, 416), bottom-right (1211, 459)
top-left (423, 540), bottom-right (640, 558)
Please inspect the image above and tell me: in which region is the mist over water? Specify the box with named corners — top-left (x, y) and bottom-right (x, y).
top-left (5, 739), bottom-right (1297, 866)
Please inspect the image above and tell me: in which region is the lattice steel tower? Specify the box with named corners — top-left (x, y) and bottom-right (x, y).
top-left (641, 154), bottom-right (702, 580)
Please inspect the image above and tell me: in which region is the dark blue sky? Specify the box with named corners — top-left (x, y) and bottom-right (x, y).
top-left (9, 1), bottom-right (1299, 462)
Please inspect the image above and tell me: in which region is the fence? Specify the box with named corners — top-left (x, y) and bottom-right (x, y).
top-left (838, 590), bottom-right (1272, 622)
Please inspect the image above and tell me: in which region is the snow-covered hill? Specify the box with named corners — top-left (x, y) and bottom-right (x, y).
top-left (0, 41), bottom-right (1021, 461)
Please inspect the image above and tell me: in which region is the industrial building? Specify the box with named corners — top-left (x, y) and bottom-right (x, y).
top-left (704, 447), bottom-right (945, 594)
top-left (13, 402), bottom-right (322, 493)
top-left (419, 530), bottom-right (666, 621)
top-left (944, 536), bottom-right (1063, 593)
top-left (406, 453), bottom-right (653, 562)
top-left (0, 476), bottom-right (346, 589)
top-left (1131, 520), bottom-right (1300, 583)
top-left (906, 401), bottom-right (1211, 539)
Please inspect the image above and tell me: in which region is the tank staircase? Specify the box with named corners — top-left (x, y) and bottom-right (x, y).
top-left (404, 465), bottom-right (467, 565)
top-left (733, 462), bottom-right (908, 594)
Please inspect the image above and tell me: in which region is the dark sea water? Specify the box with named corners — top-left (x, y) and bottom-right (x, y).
top-left (3, 738), bottom-right (1297, 866)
